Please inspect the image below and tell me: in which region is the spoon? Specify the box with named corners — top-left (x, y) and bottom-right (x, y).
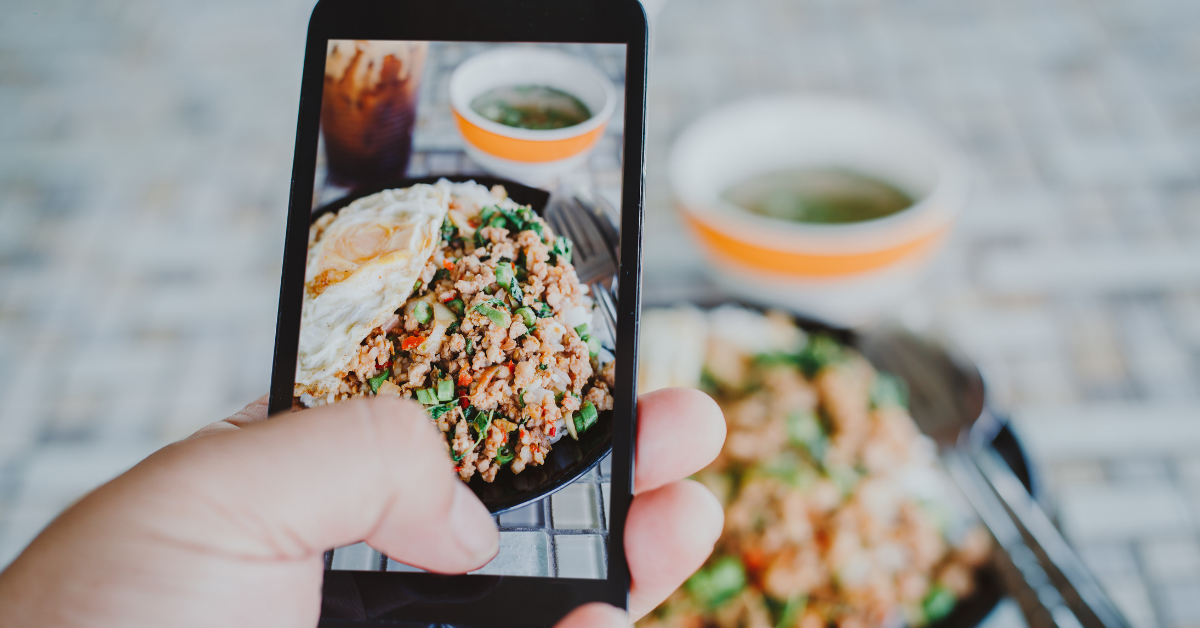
top-left (857, 327), bottom-right (1128, 628)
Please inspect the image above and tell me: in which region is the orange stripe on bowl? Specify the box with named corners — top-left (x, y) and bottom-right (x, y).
top-left (452, 109), bottom-right (606, 163)
top-left (682, 211), bottom-right (948, 278)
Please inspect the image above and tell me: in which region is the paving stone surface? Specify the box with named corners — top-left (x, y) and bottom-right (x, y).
top-left (2, 0), bottom-right (1199, 624)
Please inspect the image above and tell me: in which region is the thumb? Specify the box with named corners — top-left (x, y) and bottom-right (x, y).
top-left (82, 396), bottom-right (499, 573)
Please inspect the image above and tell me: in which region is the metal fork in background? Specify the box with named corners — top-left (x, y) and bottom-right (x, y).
top-left (545, 194), bottom-right (618, 343)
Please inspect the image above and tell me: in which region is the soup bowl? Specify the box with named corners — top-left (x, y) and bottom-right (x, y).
top-left (670, 96), bottom-right (969, 325)
top-left (449, 47), bottom-right (617, 187)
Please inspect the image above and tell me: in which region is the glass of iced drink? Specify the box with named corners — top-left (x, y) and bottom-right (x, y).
top-left (321, 40), bottom-right (428, 188)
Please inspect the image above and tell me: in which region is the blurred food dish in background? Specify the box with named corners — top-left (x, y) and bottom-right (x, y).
top-left (638, 305), bottom-right (992, 628)
top-left (322, 40), bottom-right (429, 188)
top-left (450, 48), bottom-right (617, 187)
top-left (670, 97), bottom-right (969, 325)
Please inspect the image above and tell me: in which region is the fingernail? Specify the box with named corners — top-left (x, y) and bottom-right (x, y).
top-left (565, 603), bottom-right (628, 628)
top-left (590, 603), bottom-right (629, 628)
top-left (449, 481), bottom-right (499, 562)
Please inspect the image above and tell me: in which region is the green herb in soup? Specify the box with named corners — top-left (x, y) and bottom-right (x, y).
top-left (471, 85), bottom-right (592, 130)
top-left (722, 168), bottom-right (914, 224)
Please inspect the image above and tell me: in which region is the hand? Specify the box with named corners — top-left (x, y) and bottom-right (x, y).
top-left (0, 389), bottom-right (725, 628)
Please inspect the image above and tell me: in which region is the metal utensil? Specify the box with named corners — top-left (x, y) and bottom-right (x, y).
top-left (545, 193), bottom-right (618, 342)
top-left (859, 327), bottom-right (1128, 628)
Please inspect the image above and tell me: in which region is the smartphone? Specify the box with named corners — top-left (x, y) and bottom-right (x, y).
top-left (267, 0), bottom-right (647, 625)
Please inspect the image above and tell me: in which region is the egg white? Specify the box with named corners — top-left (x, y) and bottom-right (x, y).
top-left (295, 184), bottom-right (448, 402)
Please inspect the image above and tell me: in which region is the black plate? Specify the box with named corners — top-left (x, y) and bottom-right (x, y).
top-left (647, 298), bottom-right (1030, 628)
top-left (312, 175), bottom-right (614, 514)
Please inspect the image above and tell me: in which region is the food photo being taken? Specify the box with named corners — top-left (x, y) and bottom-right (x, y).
top-left (1, 0), bottom-right (1189, 626)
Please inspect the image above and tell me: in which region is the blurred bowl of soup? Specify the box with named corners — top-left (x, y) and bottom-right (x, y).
top-left (670, 96), bottom-right (969, 325)
top-left (450, 47), bottom-right (617, 187)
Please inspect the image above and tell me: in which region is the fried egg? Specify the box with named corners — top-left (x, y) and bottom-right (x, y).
top-left (295, 184), bottom-right (448, 402)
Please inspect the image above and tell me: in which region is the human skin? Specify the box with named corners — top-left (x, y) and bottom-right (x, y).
top-left (0, 388), bottom-right (725, 628)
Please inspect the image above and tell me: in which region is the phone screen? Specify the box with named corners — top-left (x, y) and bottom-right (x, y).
top-left (293, 39), bottom-right (628, 582)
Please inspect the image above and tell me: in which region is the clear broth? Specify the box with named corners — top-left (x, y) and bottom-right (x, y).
top-left (722, 168), bottom-right (914, 224)
top-left (470, 85), bottom-right (592, 130)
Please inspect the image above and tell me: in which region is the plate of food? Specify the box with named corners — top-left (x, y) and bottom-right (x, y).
top-left (296, 175), bottom-right (616, 513)
top-left (636, 304), bottom-right (1005, 628)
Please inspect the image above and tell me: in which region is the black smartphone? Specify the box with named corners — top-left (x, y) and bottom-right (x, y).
top-left (267, 0), bottom-right (647, 626)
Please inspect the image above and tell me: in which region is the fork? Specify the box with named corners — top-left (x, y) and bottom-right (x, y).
top-left (545, 194), bottom-right (619, 344)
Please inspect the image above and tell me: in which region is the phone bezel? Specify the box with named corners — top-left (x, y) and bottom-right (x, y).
top-left (266, 0), bottom-right (647, 625)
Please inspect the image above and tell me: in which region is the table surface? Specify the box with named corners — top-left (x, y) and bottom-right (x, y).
top-left (1, 0), bottom-right (1199, 626)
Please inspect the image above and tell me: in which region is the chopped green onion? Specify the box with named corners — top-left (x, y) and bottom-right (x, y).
top-left (367, 369), bottom-right (391, 394)
top-left (574, 323), bottom-right (589, 337)
top-left (412, 279), bottom-right (423, 291)
top-left (922, 585), bottom-right (957, 623)
top-left (413, 301), bottom-right (432, 325)
top-left (494, 262), bottom-right (514, 286)
top-left (436, 378), bottom-right (454, 402)
top-left (488, 214), bottom-right (506, 228)
top-left (538, 363), bottom-right (548, 370)
top-left (685, 556), bottom-right (745, 610)
top-left (415, 388), bottom-right (438, 405)
top-left (494, 444), bottom-right (515, 465)
top-left (516, 307), bottom-right (536, 326)
top-left (587, 336), bottom-right (601, 357)
top-left (870, 372), bottom-right (909, 410)
top-left (787, 410), bottom-right (826, 460)
top-left (577, 401), bottom-right (599, 433)
top-left (474, 303), bottom-right (511, 329)
top-left (447, 298), bottom-right (465, 316)
top-left (466, 338), bottom-right (474, 354)
top-left (775, 596), bottom-right (807, 628)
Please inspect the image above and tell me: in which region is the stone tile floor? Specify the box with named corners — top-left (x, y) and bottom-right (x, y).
top-left (1, 0), bottom-right (1198, 626)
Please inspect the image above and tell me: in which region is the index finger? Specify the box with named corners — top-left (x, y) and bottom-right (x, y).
top-left (634, 388), bottom-right (725, 494)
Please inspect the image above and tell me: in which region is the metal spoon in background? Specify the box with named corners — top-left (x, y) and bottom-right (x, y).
top-left (857, 327), bottom-right (1128, 628)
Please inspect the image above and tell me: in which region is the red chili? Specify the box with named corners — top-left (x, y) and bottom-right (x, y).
top-left (457, 371), bottom-right (472, 387)
top-left (505, 361), bottom-right (515, 375)
top-left (401, 335), bottom-right (424, 351)
top-left (378, 359), bottom-right (392, 369)
top-left (548, 424), bottom-right (556, 437)
top-left (459, 397), bottom-right (470, 409)
top-left (443, 259), bottom-right (454, 271)
top-left (440, 292), bottom-right (456, 303)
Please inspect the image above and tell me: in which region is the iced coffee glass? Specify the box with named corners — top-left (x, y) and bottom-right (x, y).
top-left (321, 40), bottom-right (428, 188)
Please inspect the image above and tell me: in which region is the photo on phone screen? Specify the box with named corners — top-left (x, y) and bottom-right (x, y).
top-left (290, 39), bottom-right (628, 581)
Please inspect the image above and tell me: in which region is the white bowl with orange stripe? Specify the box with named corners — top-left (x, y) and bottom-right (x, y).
top-left (670, 96), bottom-right (969, 325)
top-left (449, 48), bottom-right (617, 187)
